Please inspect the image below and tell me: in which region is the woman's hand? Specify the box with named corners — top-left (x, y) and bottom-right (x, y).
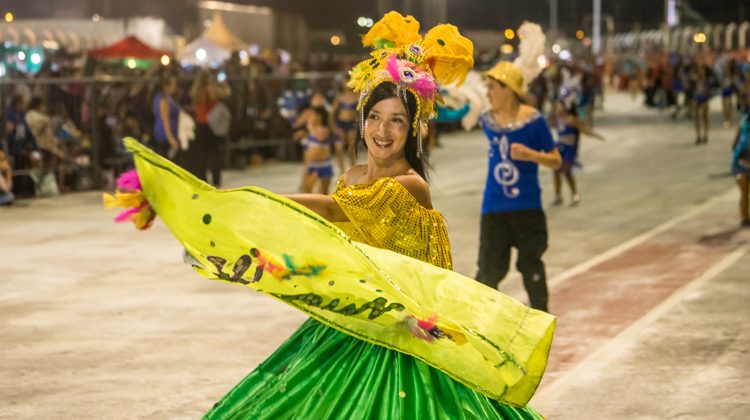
top-left (284, 193), bottom-right (348, 223)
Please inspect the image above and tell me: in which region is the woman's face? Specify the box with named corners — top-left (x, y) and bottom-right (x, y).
top-left (364, 97), bottom-right (409, 161)
top-left (310, 93), bottom-right (325, 107)
top-left (485, 78), bottom-right (513, 109)
top-left (165, 79), bottom-right (178, 95)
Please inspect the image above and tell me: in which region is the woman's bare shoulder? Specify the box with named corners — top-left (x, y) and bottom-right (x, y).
top-left (392, 172), bottom-right (432, 209)
top-left (342, 165), bottom-right (368, 186)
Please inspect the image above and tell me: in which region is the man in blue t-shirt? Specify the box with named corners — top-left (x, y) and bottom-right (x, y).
top-left (475, 61), bottom-right (561, 312)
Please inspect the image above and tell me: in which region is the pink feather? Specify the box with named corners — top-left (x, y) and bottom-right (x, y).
top-left (411, 77), bottom-right (437, 99)
top-left (114, 206), bottom-right (141, 223)
top-left (417, 314), bottom-right (439, 330)
top-left (116, 169), bottom-right (142, 191)
top-left (385, 55), bottom-right (401, 81)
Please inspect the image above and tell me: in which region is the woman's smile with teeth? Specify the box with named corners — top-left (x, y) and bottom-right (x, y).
top-left (374, 138), bottom-right (393, 148)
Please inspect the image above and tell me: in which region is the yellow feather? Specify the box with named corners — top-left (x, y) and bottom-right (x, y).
top-left (102, 193), bottom-right (118, 209)
top-left (362, 11), bottom-right (421, 48)
top-left (423, 24), bottom-right (475, 86)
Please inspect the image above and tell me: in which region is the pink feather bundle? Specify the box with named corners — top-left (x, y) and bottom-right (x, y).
top-left (404, 314), bottom-right (440, 343)
top-left (385, 55), bottom-right (438, 100)
top-left (385, 54), bottom-right (401, 80)
top-left (102, 169), bottom-right (156, 230)
top-left (116, 169), bottom-right (142, 191)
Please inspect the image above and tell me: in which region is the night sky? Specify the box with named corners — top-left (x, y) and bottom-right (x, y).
top-left (1, 0), bottom-right (748, 36)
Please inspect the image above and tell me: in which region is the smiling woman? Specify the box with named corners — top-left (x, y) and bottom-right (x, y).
top-left (360, 82), bottom-right (428, 181)
top-left (105, 11), bottom-right (554, 419)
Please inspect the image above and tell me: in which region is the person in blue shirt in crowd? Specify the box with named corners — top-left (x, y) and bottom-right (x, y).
top-left (151, 75), bottom-right (180, 158)
top-left (551, 91), bottom-right (605, 206)
top-left (5, 95), bottom-right (37, 168)
top-left (475, 61), bottom-right (561, 312)
top-left (732, 111), bottom-right (750, 228)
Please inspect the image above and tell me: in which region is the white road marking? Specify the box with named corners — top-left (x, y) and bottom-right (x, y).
top-left (548, 188), bottom-right (737, 288)
top-left (534, 241), bottom-right (750, 404)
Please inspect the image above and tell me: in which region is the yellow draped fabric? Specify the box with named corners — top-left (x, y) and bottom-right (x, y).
top-left (120, 138), bottom-right (555, 407)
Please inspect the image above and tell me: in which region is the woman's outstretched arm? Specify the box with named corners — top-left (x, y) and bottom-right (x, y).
top-left (284, 193), bottom-right (349, 223)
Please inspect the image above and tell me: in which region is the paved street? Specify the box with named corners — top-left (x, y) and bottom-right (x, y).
top-left (2, 90), bottom-right (748, 419)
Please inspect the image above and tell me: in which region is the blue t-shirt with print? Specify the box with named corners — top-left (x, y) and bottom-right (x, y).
top-left (479, 110), bottom-right (555, 214)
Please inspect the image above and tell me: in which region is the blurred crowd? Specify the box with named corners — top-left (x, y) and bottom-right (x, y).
top-left (1, 50), bottom-right (357, 202)
top-left (2, 43), bottom-right (749, 209)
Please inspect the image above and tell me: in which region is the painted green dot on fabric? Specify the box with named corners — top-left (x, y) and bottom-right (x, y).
top-left (437, 39), bottom-right (445, 46)
top-left (210, 241), bottom-right (216, 247)
top-left (191, 194), bottom-right (199, 200)
top-left (359, 279), bottom-right (366, 283)
top-left (202, 214), bottom-right (212, 225)
top-left (328, 281), bottom-right (335, 286)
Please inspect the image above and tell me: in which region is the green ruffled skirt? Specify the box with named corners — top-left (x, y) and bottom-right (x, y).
top-left (204, 319), bottom-right (543, 419)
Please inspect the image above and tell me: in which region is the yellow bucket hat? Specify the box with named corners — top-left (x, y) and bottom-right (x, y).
top-left (484, 60), bottom-right (524, 97)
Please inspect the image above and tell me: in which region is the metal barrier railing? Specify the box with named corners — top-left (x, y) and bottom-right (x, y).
top-left (0, 71), bottom-right (342, 190)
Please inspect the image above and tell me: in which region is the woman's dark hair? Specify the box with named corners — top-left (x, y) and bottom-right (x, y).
top-left (312, 106), bottom-right (330, 128)
top-left (359, 82), bottom-right (429, 181)
top-left (159, 74), bottom-right (177, 90)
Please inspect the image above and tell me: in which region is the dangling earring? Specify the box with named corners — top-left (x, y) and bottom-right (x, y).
top-left (416, 120), bottom-right (423, 158)
top-left (359, 106), bottom-right (365, 140)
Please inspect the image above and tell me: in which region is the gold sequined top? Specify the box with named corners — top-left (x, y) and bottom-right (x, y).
top-left (331, 177), bottom-right (453, 270)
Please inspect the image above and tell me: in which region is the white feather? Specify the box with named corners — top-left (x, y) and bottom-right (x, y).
top-left (512, 21), bottom-right (546, 90)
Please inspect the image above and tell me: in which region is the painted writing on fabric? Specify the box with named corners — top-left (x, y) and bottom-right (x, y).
top-left (205, 248), bottom-right (327, 284)
top-left (273, 294), bottom-right (405, 320)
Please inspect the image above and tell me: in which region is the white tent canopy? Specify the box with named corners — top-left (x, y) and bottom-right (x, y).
top-left (179, 13), bottom-right (248, 67)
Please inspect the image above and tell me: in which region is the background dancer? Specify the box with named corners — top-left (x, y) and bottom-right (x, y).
top-left (475, 22), bottom-right (561, 313)
top-left (331, 81), bottom-right (359, 173)
top-left (551, 95), bottom-right (605, 206)
top-left (732, 111), bottom-right (750, 227)
top-left (299, 106), bottom-right (335, 194)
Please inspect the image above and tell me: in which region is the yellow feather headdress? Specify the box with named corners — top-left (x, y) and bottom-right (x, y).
top-left (347, 12), bottom-right (474, 155)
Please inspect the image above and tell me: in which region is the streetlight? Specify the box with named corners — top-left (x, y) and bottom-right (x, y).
top-left (693, 33), bottom-right (706, 43)
top-left (504, 29), bottom-right (515, 40)
top-left (4, 12), bottom-right (13, 23)
top-left (330, 35), bottom-right (342, 46)
top-left (576, 30), bottom-right (585, 40)
top-left (160, 55), bottom-right (170, 66)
